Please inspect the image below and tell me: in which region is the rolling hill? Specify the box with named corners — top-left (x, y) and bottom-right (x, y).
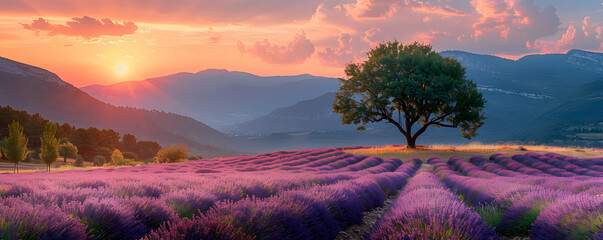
top-left (230, 49), bottom-right (603, 149)
top-left (81, 69), bottom-right (340, 129)
top-left (0, 56), bottom-right (240, 157)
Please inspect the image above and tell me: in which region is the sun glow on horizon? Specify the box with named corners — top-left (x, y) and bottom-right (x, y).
top-left (114, 63), bottom-right (129, 77)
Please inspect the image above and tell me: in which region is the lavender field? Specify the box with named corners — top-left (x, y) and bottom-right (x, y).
top-left (0, 147), bottom-right (602, 239)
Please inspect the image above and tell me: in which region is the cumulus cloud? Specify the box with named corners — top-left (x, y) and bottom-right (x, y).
top-left (238, 32), bottom-right (315, 64)
top-left (557, 16), bottom-right (602, 51)
top-left (21, 16), bottom-right (138, 38)
top-left (318, 33), bottom-right (356, 66)
top-left (344, 0), bottom-right (399, 19)
top-left (406, 1), bottom-right (467, 16)
top-left (470, 0), bottom-right (560, 41)
top-left (441, 0), bottom-right (562, 54)
top-left (4, 0), bottom-right (323, 25)
top-left (341, 0), bottom-right (466, 20)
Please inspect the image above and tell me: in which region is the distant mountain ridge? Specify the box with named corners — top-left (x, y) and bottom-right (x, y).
top-left (81, 69), bottom-right (340, 130)
top-left (0, 57), bottom-right (241, 157)
top-left (440, 49), bottom-right (603, 95)
top-left (231, 49), bottom-right (603, 149)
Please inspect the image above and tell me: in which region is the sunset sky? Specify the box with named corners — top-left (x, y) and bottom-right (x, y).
top-left (1, 0), bottom-right (602, 87)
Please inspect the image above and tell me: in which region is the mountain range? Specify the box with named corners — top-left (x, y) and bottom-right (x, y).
top-left (81, 70), bottom-right (340, 130)
top-left (228, 49), bottom-right (603, 149)
top-left (2, 49), bottom-right (601, 155)
top-left (0, 57), bottom-right (240, 157)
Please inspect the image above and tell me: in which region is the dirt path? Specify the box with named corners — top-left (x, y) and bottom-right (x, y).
top-left (335, 195), bottom-right (397, 240)
top-left (0, 158), bottom-right (93, 173)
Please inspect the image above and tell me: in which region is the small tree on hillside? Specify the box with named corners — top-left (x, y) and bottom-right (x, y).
top-left (40, 122), bottom-right (60, 171)
top-left (111, 149), bottom-right (125, 165)
top-left (333, 41), bottom-right (486, 148)
top-left (1, 121), bottom-right (28, 173)
top-left (58, 141), bottom-right (78, 163)
top-left (154, 144), bottom-right (191, 163)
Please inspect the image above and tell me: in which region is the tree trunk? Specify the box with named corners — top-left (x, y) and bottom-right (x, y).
top-left (405, 133), bottom-right (417, 148)
top-left (64, 156), bottom-right (67, 162)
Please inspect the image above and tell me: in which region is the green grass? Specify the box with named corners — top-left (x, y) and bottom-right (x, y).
top-left (473, 205), bottom-right (505, 227)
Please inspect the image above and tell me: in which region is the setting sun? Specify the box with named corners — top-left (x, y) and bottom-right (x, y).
top-left (114, 63), bottom-right (129, 76)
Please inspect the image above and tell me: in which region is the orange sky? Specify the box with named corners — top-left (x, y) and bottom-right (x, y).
top-left (1, 0), bottom-right (602, 87)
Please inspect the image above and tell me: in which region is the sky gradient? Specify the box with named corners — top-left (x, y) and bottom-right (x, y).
top-left (1, 0), bottom-right (602, 87)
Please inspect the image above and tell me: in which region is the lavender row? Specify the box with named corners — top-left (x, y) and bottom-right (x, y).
top-left (144, 159), bottom-right (422, 239)
top-left (489, 154), bottom-right (551, 177)
top-left (545, 152), bottom-right (603, 171)
top-left (432, 156), bottom-right (603, 238)
top-left (368, 169), bottom-right (496, 239)
top-left (523, 152), bottom-right (603, 176)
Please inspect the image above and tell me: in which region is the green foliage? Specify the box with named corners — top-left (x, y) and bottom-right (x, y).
top-left (0, 106), bottom-right (163, 164)
top-left (96, 147), bottom-right (113, 163)
top-left (154, 144), bottom-right (191, 163)
top-left (136, 140), bottom-right (162, 161)
top-left (188, 155), bottom-right (203, 160)
top-left (93, 155), bottom-right (105, 166)
top-left (58, 141), bottom-right (78, 162)
top-left (40, 122), bottom-right (60, 171)
top-left (75, 155), bottom-right (84, 167)
top-left (109, 149), bottom-right (139, 166)
top-left (473, 205), bottom-right (505, 228)
top-left (24, 148), bottom-right (41, 163)
top-left (69, 128), bottom-right (100, 161)
top-left (122, 151), bottom-right (138, 161)
top-left (1, 121), bottom-right (29, 173)
top-left (120, 133), bottom-right (138, 153)
top-left (100, 129), bottom-right (120, 150)
top-left (111, 149), bottom-right (124, 165)
top-left (333, 41), bottom-right (486, 148)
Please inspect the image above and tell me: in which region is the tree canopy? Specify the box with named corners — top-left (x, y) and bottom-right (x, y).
top-left (39, 122), bottom-right (59, 171)
top-left (1, 121), bottom-right (28, 173)
top-left (333, 41), bottom-right (486, 148)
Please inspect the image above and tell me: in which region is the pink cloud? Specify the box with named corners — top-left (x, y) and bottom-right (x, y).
top-left (238, 32), bottom-right (315, 64)
top-left (21, 16), bottom-right (138, 38)
top-left (557, 16), bottom-right (602, 51)
top-left (343, 0), bottom-right (399, 20)
top-left (362, 27), bottom-right (382, 46)
top-left (471, 0), bottom-right (559, 40)
top-left (4, 0), bottom-right (323, 25)
top-left (208, 35), bottom-right (223, 44)
top-left (447, 0), bottom-right (561, 54)
top-left (317, 33), bottom-right (357, 67)
top-left (407, 1), bottom-right (467, 17)
top-left (341, 0), bottom-right (466, 20)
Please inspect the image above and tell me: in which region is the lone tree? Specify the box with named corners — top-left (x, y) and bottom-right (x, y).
top-left (154, 144), bottom-right (190, 163)
top-left (1, 121), bottom-right (28, 173)
top-left (58, 141), bottom-right (78, 163)
top-left (333, 41), bottom-right (486, 148)
top-left (40, 122), bottom-right (60, 171)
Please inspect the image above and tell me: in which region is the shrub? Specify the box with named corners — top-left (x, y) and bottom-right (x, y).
top-left (93, 155), bottom-right (105, 166)
top-left (75, 155), bottom-right (84, 167)
top-left (154, 144), bottom-right (190, 163)
top-left (109, 149), bottom-right (138, 166)
top-left (122, 151), bottom-right (138, 161)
